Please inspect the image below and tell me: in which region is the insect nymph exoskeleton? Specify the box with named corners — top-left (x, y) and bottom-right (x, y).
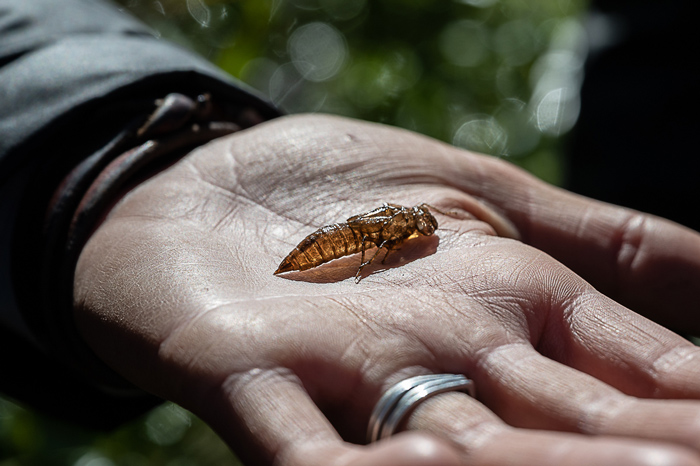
top-left (274, 203), bottom-right (445, 282)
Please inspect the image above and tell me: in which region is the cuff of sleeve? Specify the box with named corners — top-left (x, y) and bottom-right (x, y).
top-left (13, 92), bottom-right (260, 395)
top-left (3, 30), bottom-right (278, 344)
top-left (2, 32), bottom-right (280, 425)
top-left (0, 33), bottom-right (278, 179)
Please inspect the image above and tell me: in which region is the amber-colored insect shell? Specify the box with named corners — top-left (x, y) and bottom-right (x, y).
top-left (274, 203), bottom-right (443, 282)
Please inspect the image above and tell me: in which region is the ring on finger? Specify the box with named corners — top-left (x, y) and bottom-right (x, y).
top-left (367, 373), bottom-right (476, 443)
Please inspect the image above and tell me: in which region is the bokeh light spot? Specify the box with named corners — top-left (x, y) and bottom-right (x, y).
top-left (494, 19), bottom-right (536, 66)
top-left (453, 116), bottom-right (508, 155)
top-left (439, 20), bottom-right (489, 68)
top-left (145, 403), bottom-right (192, 447)
top-left (74, 451), bottom-right (116, 466)
top-left (496, 98), bottom-right (540, 156)
top-left (320, 0), bottom-right (366, 20)
top-left (289, 22), bottom-right (347, 82)
top-left (186, 0), bottom-right (211, 27)
top-left (457, 0), bottom-right (498, 8)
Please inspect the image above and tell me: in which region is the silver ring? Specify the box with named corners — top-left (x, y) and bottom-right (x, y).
top-left (367, 374), bottom-right (476, 443)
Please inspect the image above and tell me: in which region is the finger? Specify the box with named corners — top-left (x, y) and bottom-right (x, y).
top-left (405, 391), bottom-right (700, 466)
top-left (439, 150), bottom-right (700, 330)
top-left (444, 235), bottom-right (700, 402)
top-left (197, 367), bottom-right (462, 466)
top-left (475, 342), bottom-right (700, 453)
top-left (545, 288), bottom-right (700, 400)
top-left (523, 186), bottom-right (700, 332)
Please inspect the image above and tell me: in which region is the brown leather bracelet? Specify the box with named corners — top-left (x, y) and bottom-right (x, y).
top-left (31, 93), bottom-right (260, 391)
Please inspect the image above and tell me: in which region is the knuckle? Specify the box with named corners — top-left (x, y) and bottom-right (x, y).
top-left (650, 344), bottom-right (700, 391)
top-left (614, 212), bottom-right (649, 276)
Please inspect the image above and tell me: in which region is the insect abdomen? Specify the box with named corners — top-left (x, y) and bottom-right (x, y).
top-left (274, 223), bottom-right (368, 274)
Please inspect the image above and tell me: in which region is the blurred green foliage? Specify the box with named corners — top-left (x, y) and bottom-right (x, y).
top-left (1, 398), bottom-right (236, 466)
top-left (1, 0), bottom-right (588, 464)
top-left (117, 0), bottom-right (588, 184)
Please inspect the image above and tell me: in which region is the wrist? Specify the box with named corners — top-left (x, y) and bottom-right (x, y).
top-left (13, 92), bottom-right (265, 391)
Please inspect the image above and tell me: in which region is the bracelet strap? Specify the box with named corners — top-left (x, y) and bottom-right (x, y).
top-left (27, 93), bottom-right (258, 392)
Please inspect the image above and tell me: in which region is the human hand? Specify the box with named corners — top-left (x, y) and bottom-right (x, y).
top-left (74, 114), bottom-right (700, 465)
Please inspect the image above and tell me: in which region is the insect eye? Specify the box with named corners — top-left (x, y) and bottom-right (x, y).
top-left (417, 219), bottom-right (435, 235)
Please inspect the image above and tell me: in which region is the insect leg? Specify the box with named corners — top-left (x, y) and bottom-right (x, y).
top-left (380, 240), bottom-right (400, 265)
top-left (359, 235), bottom-right (368, 268)
top-left (355, 240), bottom-right (388, 283)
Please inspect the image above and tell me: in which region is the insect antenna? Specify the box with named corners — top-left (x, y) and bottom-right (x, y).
top-left (421, 203), bottom-right (462, 218)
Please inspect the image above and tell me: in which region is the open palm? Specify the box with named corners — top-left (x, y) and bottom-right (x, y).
top-left (75, 115), bottom-right (700, 466)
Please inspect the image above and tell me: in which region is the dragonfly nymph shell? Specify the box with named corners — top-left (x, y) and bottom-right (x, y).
top-left (274, 203), bottom-right (444, 282)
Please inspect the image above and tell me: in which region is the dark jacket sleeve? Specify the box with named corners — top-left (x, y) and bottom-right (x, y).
top-left (0, 0), bottom-right (278, 177)
top-left (0, 0), bottom-right (279, 427)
